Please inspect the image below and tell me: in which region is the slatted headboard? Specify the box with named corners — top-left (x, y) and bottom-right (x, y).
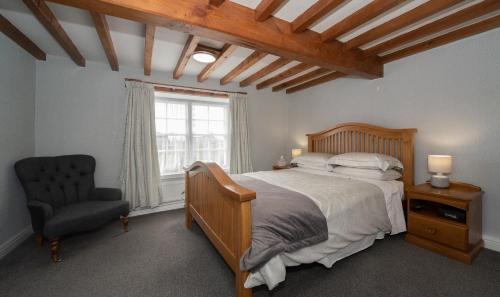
top-left (307, 123), bottom-right (417, 191)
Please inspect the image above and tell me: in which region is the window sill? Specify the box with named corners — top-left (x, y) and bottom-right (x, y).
top-left (160, 168), bottom-right (230, 181)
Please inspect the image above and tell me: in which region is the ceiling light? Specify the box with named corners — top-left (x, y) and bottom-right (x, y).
top-left (192, 51), bottom-right (216, 64)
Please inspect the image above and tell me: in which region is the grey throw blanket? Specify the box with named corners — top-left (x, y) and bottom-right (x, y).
top-left (232, 175), bottom-right (328, 271)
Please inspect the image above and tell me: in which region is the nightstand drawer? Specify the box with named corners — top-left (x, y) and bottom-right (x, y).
top-left (408, 214), bottom-right (468, 251)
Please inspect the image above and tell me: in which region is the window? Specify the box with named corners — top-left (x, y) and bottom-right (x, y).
top-left (155, 93), bottom-right (229, 176)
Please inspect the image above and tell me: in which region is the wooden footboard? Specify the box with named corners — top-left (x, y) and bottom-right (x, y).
top-left (185, 162), bottom-right (256, 297)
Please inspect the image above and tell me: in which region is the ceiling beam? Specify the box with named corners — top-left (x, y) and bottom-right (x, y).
top-left (256, 63), bottom-right (314, 90)
top-left (220, 51), bottom-right (267, 85)
top-left (144, 24), bottom-right (155, 76)
top-left (364, 0), bottom-right (500, 57)
top-left (90, 12), bottom-right (118, 71)
top-left (286, 72), bottom-right (347, 94)
top-left (23, 0), bottom-right (84, 66)
top-left (291, 0), bottom-right (344, 33)
top-left (0, 14), bottom-right (46, 60)
top-left (255, 0), bottom-right (287, 22)
top-left (46, 0), bottom-right (383, 78)
top-left (382, 15), bottom-right (500, 64)
top-left (345, 0), bottom-right (462, 50)
top-left (209, 0), bottom-right (225, 7)
top-left (239, 57), bottom-right (291, 87)
top-left (173, 34), bottom-right (200, 80)
top-left (321, 0), bottom-right (405, 42)
top-left (272, 68), bottom-right (332, 92)
top-left (198, 43), bottom-right (237, 82)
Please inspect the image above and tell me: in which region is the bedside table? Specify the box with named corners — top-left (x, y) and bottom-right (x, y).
top-left (272, 165), bottom-right (293, 170)
top-left (406, 182), bottom-right (483, 264)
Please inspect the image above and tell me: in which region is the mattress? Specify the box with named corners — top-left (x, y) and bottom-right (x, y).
top-left (243, 167), bottom-right (406, 289)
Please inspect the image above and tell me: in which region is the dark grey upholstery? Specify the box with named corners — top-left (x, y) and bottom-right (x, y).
top-left (15, 155), bottom-right (129, 238)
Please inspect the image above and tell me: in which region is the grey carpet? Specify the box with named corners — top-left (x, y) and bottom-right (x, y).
top-left (1, 209), bottom-right (499, 297)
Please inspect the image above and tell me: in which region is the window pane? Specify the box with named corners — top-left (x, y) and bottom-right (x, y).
top-left (192, 120), bottom-right (209, 134)
top-left (166, 119), bottom-right (186, 134)
top-left (155, 102), bottom-right (166, 118)
top-left (209, 106), bottom-right (225, 121)
top-left (157, 135), bottom-right (187, 175)
top-left (192, 105), bottom-right (208, 120)
top-left (167, 102), bottom-right (186, 119)
top-left (209, 120), bottom-right (225, 134)
top-left (156, 119), bottom-right (167, 135)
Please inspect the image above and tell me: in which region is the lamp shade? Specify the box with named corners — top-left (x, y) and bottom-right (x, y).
top-left (428, 155), bottom-right (452, 174)
top-left (292, 148), bottom-right (302, 158)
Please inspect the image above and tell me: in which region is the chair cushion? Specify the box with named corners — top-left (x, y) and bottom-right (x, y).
top-left (44, 200), bottom-right (129, 238)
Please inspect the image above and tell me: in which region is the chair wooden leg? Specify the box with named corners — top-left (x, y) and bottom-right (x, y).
top-left (121, 215), bottom-right (129, 232)
top-left (50, 238), bottom-right (61, 263)
top-left (36, 232), bottom-right (44, 247)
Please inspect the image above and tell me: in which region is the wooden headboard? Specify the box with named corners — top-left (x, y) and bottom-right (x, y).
top-left (307, 123), bottom-right (417, 191)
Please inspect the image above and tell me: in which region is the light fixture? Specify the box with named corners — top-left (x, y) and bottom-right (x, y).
top-left (428, 155), bottom-right (453, 188)
top-left (192, 50), bottom-right (216, 64)
top-left (292, 148), bottom-right (303, 158)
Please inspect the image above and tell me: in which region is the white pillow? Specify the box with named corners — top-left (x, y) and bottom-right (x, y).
top-left (291, 153), bottom-right (333, 166)
top-left (330, 166), bottom-right (402, 181)
top-left (296, 163), bottom-right (330, 171)
top-left (327, 152), bottom-right (403, 171)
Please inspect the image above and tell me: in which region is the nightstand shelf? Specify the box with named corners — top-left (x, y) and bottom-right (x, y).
top-left (406, 181), bottom-right (483, 264)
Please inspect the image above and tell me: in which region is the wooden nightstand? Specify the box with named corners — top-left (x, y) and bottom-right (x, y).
top-left (406, 182), bottom-right (483, 264)
top-left (272, 165), bottom-right (293, 170)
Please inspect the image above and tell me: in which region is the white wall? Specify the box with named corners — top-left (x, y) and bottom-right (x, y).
top-left (287, 29), bottom-right (500, 244)
top-left (0, 34), bottom-right (36, 253)
top-left (35, 56), bottom-right (289, 204)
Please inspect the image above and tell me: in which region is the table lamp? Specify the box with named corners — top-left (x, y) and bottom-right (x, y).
top-left (292, 148), bottom-right (302, 158)
top-left (428, 155), bottom-right (452, 188)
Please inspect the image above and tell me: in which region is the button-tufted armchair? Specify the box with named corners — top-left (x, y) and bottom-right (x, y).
top-left (15, 155), bottom-right (130, 262)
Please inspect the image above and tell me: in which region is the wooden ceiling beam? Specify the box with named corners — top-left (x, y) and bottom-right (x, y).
top-left (220, 50), bottom-right (267, 85)
top-left (239, 57), bottom-right (291, 87)
top-left (272, 68), bottom-right (332, 92)
top-left (256, 63), bottom-right (314, 90)
top-left (345, 0), bottom-right (462, 50)
top-left (321, 0), bottom-right (405, 42)
top-left (144, 24), bottom-right (155, 76)
top-left (173, 34), bottom-right (200, 80)
top-left (90, 12), bottom-right (118, 71)
top-left (0, 14), bottom-right (46, 60)
top-left (255, 0), bottom-right (286, 22)
top-left (23, 0), bottom-right (84, 66)
top-left (286, 72), bottom-right (347, 94)
top-left (292, 0), bottom-right (344, 33)
top-left (382, 15), bottom-right (500, 64)
top-left (209, 0), bottom-right (225, 7)
top-left (198, 43), bottom-right (237, 82)
top-left (364, 0), bottom-right (500, 57)
top-left (46, 0), bottom-right (383, 78)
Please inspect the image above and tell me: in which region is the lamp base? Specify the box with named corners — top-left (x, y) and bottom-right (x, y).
top-left (430, 175), bottom-right (450, 188)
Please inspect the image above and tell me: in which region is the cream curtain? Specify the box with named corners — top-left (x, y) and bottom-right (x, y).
top-left (120, 81), bottom-right (161, 209)
top-left (229, 93), bottom-right (253, 174)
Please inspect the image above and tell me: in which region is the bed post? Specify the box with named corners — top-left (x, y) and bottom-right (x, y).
top-left (236, 201), bottom-right (252, 297)
top-left (185, 170), bottom-right (193, 230)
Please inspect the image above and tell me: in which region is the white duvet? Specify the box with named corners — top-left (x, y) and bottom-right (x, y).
top-left (243, 167), bottom-right (406, 289)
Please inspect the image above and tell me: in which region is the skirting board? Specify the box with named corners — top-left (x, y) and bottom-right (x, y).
top-left (483, 235), bottom-right (500, 252)
top-left (0, 226), bottom-right (33, 259)
top-left (129, 200), bottom-right (184, 217)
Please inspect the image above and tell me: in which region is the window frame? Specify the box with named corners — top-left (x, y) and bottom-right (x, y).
top-left (155, 94), bottom-right (230, 179)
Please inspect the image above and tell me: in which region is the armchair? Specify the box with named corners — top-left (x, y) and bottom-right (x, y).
top-left (15, 155), bottom-right (129, 262)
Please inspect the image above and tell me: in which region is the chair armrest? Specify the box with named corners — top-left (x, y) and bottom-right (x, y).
top-left (90, 188), bottom-right (122, 201)
top-left (27, 201), bottom-right (54, 233)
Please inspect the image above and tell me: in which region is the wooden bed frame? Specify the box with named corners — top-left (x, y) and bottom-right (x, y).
top-left (185, 123), bottom-right (417, 297)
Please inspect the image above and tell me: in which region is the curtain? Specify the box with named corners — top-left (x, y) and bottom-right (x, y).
top-left (229, 93), bottom-right (253, 174)
top-left (120, 81), bottom-right (161, 209)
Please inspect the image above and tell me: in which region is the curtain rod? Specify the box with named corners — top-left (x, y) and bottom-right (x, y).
top-left (124, 78), bottom-right (247, 96)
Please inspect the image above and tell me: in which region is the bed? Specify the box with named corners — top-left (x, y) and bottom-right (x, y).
top-left (184, 123), bottom-right (417, 297)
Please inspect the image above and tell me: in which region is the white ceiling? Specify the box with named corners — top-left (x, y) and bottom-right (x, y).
top-left (0, 0), bottom-right (496, 86)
